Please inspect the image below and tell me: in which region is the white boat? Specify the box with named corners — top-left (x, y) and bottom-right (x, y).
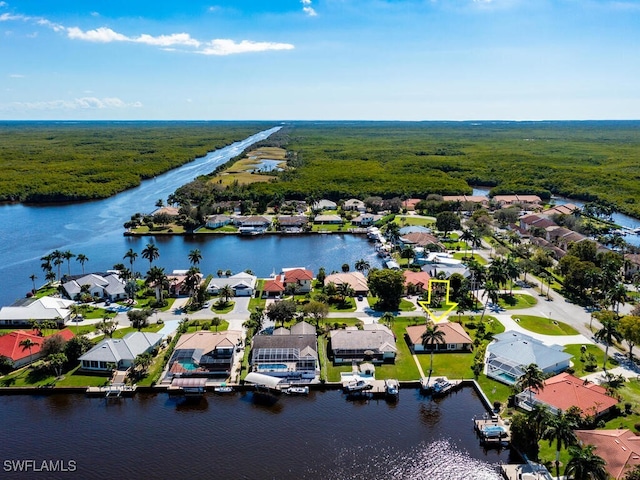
top-left (344, 379), bottom-right (372, 393)
top-left (385, 379), bottom-right (400, 397)
top-left (214, 385), bottom-right (234, 394)
top-left (285, 386), bottom-right (309, 395)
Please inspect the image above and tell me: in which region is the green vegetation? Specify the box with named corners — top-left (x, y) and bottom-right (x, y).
top-left (497, 293), bottom-right (537, 309)
top-left (0, 122), bottom-right (269, 203)
top-left (513, 315), bottom-right (580, 336)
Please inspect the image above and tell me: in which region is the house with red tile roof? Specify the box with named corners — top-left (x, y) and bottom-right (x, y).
top-left (405, 322), bottom-right (472, 353)
top-left (283, 268), bottom-right (314, 293)
top-left (0, 329), bottom-right (74, 368)
top-left (403, 270), bottom-right (431, 295)
top-left (515, 372), bottom-right (618, 418)
top-left (575, 429), bottom-right (640, 480)
top-left (262, 278), bottom-right (285, 298)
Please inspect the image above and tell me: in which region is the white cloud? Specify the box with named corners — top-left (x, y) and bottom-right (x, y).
top-left (135, 33), bottom-right (200, 48)
top-left (198, 39), bottom-right (294, 56)
top-left (67, 26), bottom-right (127, 43)
top-left (301, 0), bottom-right (318, 16)
top-left (8, 73), bottom-right (23, 78)
top-left (1, 97), bottom-right (143, 111)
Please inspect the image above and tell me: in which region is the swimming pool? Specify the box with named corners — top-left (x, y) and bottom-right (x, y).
top-left (257, 364), bottom-right (288, 372)
top-left (178, 360), bottom-right (199, 371)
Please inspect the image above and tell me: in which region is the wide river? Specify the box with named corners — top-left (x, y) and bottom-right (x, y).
top-left (0, 387), bottom-right (513, 480)
top-left (0, 126), bottom-right (382, 307)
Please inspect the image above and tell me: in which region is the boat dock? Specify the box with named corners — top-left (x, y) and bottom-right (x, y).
top-left (474, 415), bottom-right (511, 447)
top-left (500, 462), bottom-right (553, 479)
top-left (420, 376), bottom-right (461, 396)
top-left (86, 383), bottom-right (137, 398)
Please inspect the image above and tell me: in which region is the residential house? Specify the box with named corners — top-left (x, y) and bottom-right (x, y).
top-left (625, 253), bottom-right (640, 280)
top-left (406, 322), bottom-right (472, 353)
top-left (0, 329), bottom-right (74, 368)
top-left (0, 296), bottom-right (75, 327)
top-left (314, 214), bottom-right (343, 225)
top-left (79, 331), bottom-right (163, 372)
top-left (281, 200), bottom-right (308, 215)
top-left (167, 270), bottom-right (203, 297)
top-left (519, 214), bottom-right (557, 232)
top-left (442, 195), bottom-right (489, 207)
top-left (351, 214), bottom-right (381, 226)
top-left (329, 324), bottom-right (397, 364)
top-left (205, 214), bottom-right (232, 229)
top-left (515, 372), bottom-right (618, 418)
top-left (166, 330), bottom-right (242, 378)
top-left (539, 203), bottom-right (580, 218)
top-left (277, 215), bottom-right (308, 233)
top-left (399, 232), bottom-right (446, 251)
top-left (235, 215), bottom-right (271, 234)
top-left (283, 268), bottom-right (314, 293)
top-left (343, 198), bottom-right (366, 213)
top-left (250, 321), bottom-right (319, 380)
top-left (403, 270), bottom-right (431, 295)
top-left (545, 225), bottom-right (588, 251)
top-left (151, 206), bottom-right (180, 217)
top-left (402, 198), bottom-right (422, 211)
top-left (312, 199), bottom-right (337, 211)
top-left (207, 272), bottom-right (257, 297)
top-left (575, 429), bottom-right (640, 480)
top-left (485, 331), bottom-right (571, 385)
top-left (62, 273), bottom-right (126, 301)
top-left (493, 194), bottom-right (542, 208)
top-left (262, 278), bottom-right (286, 298)
top-left (324, 272), bottom-right (369, 296)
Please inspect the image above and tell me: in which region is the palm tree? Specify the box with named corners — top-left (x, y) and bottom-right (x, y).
top-left (76, 254), bottom-right (88, 274)
top-left (381, 312), bottom-right (395, 328)
top-left (385, 221), bottom-right (401, 245)
top-left (564, 444), bottom-right (608, 480)
top-left (184, 267), bottom-right (201, 301)
top-left (421, 323), bottom-right (445, 386)
top-left (504, 255), bottom-right (521, 295)
top-left (595, 317), bottom-right (623, 370)
top-left (219, 284), bottom-right (234, 306)
top-left (51, 249), bottom-right (63, 280)
top-left (460, 229), bottom-right (473, 258)
top-left (123, 249), bottom-right (138, 277)
top-left (188, 249), bottom-right (202, 267)
top-left (355, 258), bottom-right (370, 276)
top-left (543, 411), bottom-right (579, 480)
top-left (62, 250), bottom-right (75, 277)
top-left (29, 274), bottom-right (37, 293)
top-left (516, 363), bottom-right (546, 406)
top-left (607, 282), bottom-right (627, 315)
top-left (19, 338), bottom-right (37, 365)
top-left (45, 271), bottom-right (56, 285)
top-left (40, 254), bottom-right (53, 275)
top-left (141, 243), bottom-right (160, 269)
top-left (211, 316), bottom-right (222, 332)
top-left (480, 280), bottom-right (500, 321)
top-left (145, 266), bottom-right (168, 303)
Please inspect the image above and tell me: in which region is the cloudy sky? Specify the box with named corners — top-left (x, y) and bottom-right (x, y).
top-left (1, 0), bottom-right (639, 120)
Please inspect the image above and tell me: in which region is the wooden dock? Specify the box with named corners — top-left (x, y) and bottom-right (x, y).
top-left (474, 416), bottom-right (511, 447)
top-left (86, 383), bottom-right (137, 398)
top-left (500, 462), bottom-right (553, 479)
top-left (420, 377), bottom-right (461, 396)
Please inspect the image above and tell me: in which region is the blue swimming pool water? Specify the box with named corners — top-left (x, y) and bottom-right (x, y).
top-left (179, 360), bottom-right (199, 371)
top-left (258, 364), bottom-right (287, 371)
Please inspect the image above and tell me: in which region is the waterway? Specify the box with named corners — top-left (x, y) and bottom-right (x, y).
top-left (0, 387), bottom-right (513, 480)
top-left (0, 126), bottom-right (381, 306)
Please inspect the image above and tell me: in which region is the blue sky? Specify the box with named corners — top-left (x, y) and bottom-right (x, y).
top-left (1, 0), bottom-right (639, 120)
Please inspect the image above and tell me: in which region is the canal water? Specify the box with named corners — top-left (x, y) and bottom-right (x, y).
top-left (0, 387), bottom-right (513, 480)
top-left (0, 126), bottom-right (381, 306)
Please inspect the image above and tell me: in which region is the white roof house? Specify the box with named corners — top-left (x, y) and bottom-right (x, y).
top-left (79, 332), bottom-right (163, 371)
top-left (343, 199), bottom-right (366, 212)
top-left (62, 273), bottom-right (126, 301)
top-left (0, 296), bottom-right (75, 327)
top-left (312, 199), bottom-right (337, 211)
top-left (207, 272), bottom-right (257, 296)
top-left (486, 331), bottom-right (571, 385)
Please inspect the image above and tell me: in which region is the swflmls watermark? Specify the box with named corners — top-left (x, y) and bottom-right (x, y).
top-left (3, 460), bottom-right (77, 473)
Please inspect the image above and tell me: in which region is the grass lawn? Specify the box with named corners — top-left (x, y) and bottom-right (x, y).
top-left (248, 297), bottom-right (266, 312)
top-left (197, 225), bottom-right (238, 233)
top-left (134, 296), bottom-right (176, 312)
top-left (328, 298), bottom-right (356, 312)
top-left (92, 323), bottom-right (163, 343)
top-left (563, 344), bottom-right (617, 376)
top-left (453, 252), bottom-right (487, 264)
top-left (498, 293), bottom-right (537, 310)
top-left (604, 379), bottom-right (640, 432)
top-left (0, 364), bottom-right (110, 388)
top-left (367, 297), bottom-right (416, 312)
top-left (211, 301), bottom-right (235, 313)
top-left (512, 315), bottom-right (579, 336)
top-left (310, 223), bottom-right (346, 232)
top-left (34, 286), bottom-right (58, 298)
top-left (394, 216), bottom-right (435, 227)
top-left (186, 320), bottom-right (229, 333)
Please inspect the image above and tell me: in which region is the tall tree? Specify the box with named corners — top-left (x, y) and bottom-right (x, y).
top-left (219, 284), bottom-right (234, 306)
top-left (188, 248), bottom-right (202, 266)
top-left (19, 338), bottom-right (37, 365)
top-left (62, 250), bottom-right (75, 277)
top-left (619, 315), bottom-right (640, 360)
top-left (51, 249), bottom-right (63, 280)
top-left (516, 363), bottom-right (546, 406)
top-left (302, 301), bottom-right (329, 326)
top-left (421, 323), bottom-right (445, 386)
top-left (266, 300), bottom-right (297, 327)
top-left (435, 211), bottom-right (461, 238)
top-left (355, 259), bottom-right (371, 276)
top-left (543, 412), bottom-right (579, 480)
top-left (145, 266), bottom-right (168, 303)
top-left (564, 445), bottom-right (608, 480)
top-left (141, 243), bottom-right (160, 269)
top-left (367, 268), bottom-right (405, 311)
top-left (123, 249), bottom-right (138, 277)
top-left (76, 253), bottom-right (88, 274)
top-left (595, 317), bottom-right (623, 370)
top-left (29, 274), bottom-right (37, 293)
top-left (210, 317), bottom-right (222, 332)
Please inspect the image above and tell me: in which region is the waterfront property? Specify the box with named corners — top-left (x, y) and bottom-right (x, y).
top-left (0, 296), bottom-right (75, 327)
top-left (166, 330), bottom-right (242, 379)
top-left (0, 329), bottom-right (74, 368)
top-left (403, 270), bottom-right (432, 295)
top-left (277, 215), bottom-right (308, 233)
top-left (343, 198), bottom-right (366, 213)
top-left (515, 372), bottom-right (618, 418)
top-left (485, 331), bottom-right (571, 385)
top-left (312, 199), bottom-right (337, 211)
top-left (329, 324), bottom-right (396, 364)
top-left (205, 214), bottom-right (233, 229)
top-left (79, 331), bottom-right (163, 372)
top-left (167, 270), bottom-right (204, 297)
top-left (575, 429), bottom-right (640, 480)
top-left (250, 321), bottom-right (319, 381)
top-left (283, 268), bottom-right (314, 293)
top-left (406, 322), bottom-right (472, 353)
top-left (62, 273), bottom-right (127, 301)
top-left (324, 272), bottom-right (369, 296)
top-left (207, 272), bottom-right (257, 297)
top-left (235, 215), bottom-right (271, 234)
top-left (314, 214), bottom-right (343, 225)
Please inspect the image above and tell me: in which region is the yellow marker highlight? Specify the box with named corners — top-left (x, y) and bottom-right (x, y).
top-left (418, 279), bottom-right (458, 323)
